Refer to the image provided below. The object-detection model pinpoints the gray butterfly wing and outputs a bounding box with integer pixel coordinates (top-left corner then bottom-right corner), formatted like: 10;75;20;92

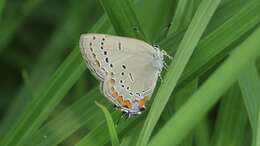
80;33;162;113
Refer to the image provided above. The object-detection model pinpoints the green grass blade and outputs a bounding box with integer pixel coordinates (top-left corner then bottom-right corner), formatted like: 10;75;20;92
205;0;246;34
18;1;259;144
211;85;248;146
0;0;5;23
95;102;120;146
31;29;179;146
257;110;260;146
148;26;260;146
194;119;210;146
135;0;176;41
0;14;111;145
168;0;189;34
136;0;221;145
238;62;260;146
2;1;259;146
76;115;139;146
178;0;260;89
0;0;42;52
0;0;101;134
1;48;86;146
20;87;106;146
99;0;147;41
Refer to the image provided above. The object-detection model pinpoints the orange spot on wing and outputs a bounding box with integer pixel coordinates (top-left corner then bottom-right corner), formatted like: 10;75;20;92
111;91;118;98
116;96;124;104
138;99;145;108
123;100;132;109
137;96;149;108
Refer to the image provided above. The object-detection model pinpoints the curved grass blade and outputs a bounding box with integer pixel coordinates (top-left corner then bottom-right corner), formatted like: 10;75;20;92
136;0;221;145
95;101;120;146
149;26;260;146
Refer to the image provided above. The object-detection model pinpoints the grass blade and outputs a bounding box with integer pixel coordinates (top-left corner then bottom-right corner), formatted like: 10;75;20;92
257;110;260;146
135;0;176;41
0;0;5;23
178;0;260;89
168;0;189;34
99;0;147;41
14;1;259;145
21;87;106;146
95;101;120;146
149;26;260;146
136;0;221;145
0;14;111;146
0;0;101;134
211;85;248;146
0;0;42;52
238;62;260;146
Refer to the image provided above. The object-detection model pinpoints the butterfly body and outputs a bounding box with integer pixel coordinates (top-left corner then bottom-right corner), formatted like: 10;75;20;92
80;33;167;116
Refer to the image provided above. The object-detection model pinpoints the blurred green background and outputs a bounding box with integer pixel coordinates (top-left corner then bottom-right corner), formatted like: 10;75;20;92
0;0;260;146
0;0;102;119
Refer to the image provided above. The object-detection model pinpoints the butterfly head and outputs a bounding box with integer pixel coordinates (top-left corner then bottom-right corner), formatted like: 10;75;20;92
152;45;169;74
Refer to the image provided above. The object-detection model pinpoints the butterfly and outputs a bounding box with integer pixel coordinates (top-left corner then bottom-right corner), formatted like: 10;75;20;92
80;33;168;116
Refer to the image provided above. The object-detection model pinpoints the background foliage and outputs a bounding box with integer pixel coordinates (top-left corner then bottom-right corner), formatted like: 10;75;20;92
0;0;260;146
